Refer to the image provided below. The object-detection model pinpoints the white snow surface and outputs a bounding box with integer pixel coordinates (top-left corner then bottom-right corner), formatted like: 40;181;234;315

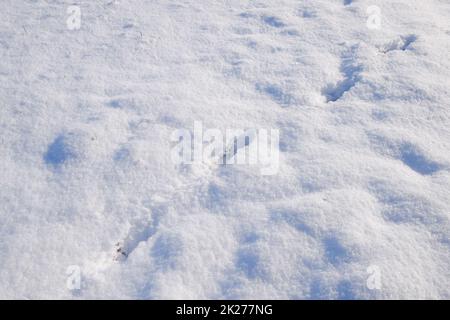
1;0;450;299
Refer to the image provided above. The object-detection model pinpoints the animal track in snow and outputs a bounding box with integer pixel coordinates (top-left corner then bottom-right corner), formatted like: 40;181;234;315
106;97;136;109
398;143;441;175
368;134;442;176
380;35;417;53
44;134;77;168
235;247;265;279
113;203;167;261
44;130;97;169
261;15;286;28
323;236;354;266
298;7;317;18
239;12;286;29
322;46;362;103
256;83;296;107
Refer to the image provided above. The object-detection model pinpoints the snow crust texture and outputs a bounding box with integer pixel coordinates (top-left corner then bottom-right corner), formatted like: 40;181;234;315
0;0;449;299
